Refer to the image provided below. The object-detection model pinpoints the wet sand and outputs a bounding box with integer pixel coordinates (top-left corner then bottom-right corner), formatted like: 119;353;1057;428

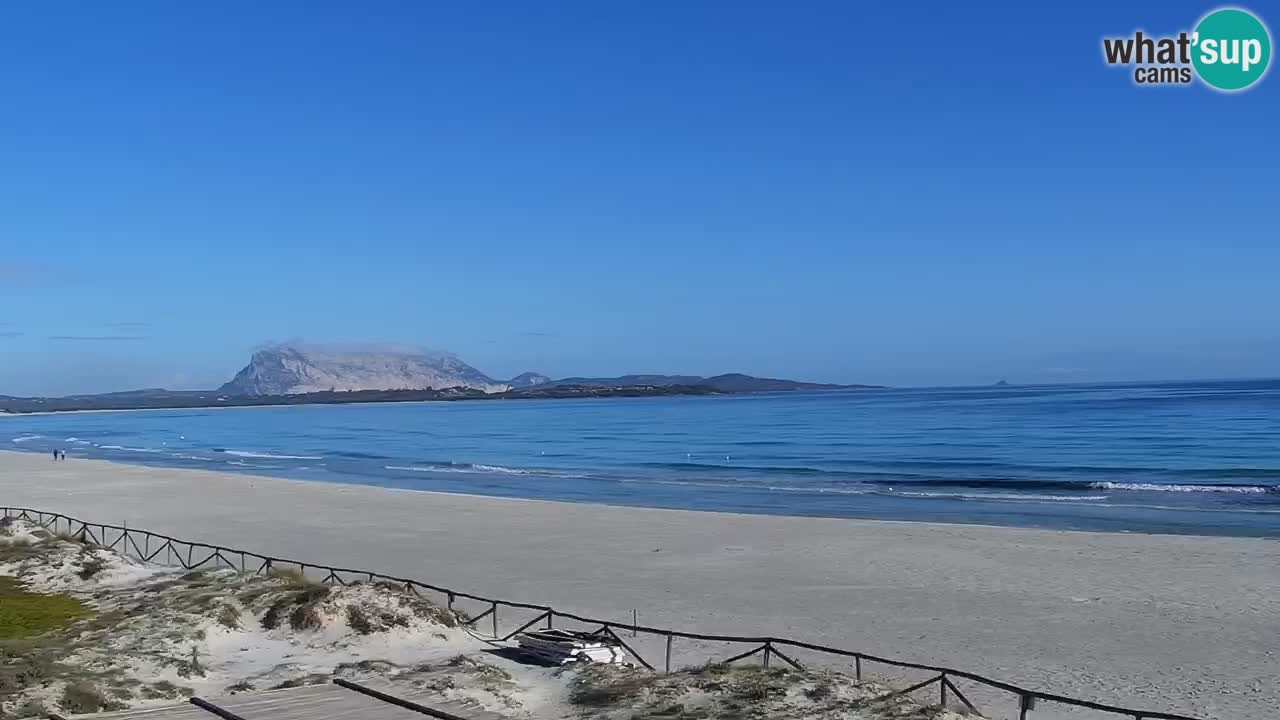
1;450;1276;719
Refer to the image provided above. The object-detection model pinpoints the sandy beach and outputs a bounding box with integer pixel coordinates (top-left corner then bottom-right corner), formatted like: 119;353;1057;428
1;450;1276;720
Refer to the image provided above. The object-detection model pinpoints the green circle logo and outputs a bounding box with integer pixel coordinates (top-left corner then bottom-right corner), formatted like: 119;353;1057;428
1192;8;1271;91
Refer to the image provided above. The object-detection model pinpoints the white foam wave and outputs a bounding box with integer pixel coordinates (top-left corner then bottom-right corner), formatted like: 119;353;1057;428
612;477;873;495
221;450;322;460
1090;482;1274;494
1090;501;1280;515
771;485;872;495
11;435;42;443
98;445;165;454
384;463;584;478
893;491;1110;502
619;478;1108;502
471;463;531;474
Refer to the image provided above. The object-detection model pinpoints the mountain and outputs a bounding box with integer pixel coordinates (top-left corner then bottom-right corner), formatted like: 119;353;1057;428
700;373;862;392
506;372;552;388
549;374;705;387
536;373;874;392
218;344;511;396
60;388;209;400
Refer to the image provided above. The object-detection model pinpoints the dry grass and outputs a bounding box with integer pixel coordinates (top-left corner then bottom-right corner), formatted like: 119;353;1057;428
259;585;330;630
216;603;241;629
60;681;125;714
565;662;963;720
8;696;49;719
76;551;108;580
0;641;63;697
270;673;331;690
346;602;410;634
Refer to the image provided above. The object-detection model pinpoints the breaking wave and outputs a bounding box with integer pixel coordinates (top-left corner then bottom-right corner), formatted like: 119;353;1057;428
215;449;323;460
98;445;166;454
1088;482;1277;494
891;491;1110;502
384;462;585;478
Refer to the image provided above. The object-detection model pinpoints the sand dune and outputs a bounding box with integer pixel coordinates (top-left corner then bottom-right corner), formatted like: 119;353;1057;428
1;450;1276;720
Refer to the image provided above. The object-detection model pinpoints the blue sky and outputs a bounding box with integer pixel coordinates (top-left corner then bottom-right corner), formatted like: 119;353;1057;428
1;1;1276;395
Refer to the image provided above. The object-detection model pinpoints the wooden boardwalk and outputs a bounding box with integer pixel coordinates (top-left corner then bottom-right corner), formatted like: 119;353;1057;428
81;682;512;720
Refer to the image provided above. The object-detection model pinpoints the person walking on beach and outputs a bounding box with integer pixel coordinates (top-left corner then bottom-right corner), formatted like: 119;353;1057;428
53;449;58;461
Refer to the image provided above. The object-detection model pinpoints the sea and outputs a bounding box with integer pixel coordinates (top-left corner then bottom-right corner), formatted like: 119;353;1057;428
5;380;1279;537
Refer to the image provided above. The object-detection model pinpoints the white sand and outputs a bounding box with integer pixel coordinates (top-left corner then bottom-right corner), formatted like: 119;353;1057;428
1;450;1276;720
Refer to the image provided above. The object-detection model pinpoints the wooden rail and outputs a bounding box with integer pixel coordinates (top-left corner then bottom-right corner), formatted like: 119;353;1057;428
333;679;475;720
189;697;250;720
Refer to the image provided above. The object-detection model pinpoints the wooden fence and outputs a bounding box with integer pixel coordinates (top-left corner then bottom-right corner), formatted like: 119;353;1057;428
2;506;1207;720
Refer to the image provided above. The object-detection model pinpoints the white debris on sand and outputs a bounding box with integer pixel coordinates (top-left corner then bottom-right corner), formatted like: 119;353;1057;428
1;518;982;719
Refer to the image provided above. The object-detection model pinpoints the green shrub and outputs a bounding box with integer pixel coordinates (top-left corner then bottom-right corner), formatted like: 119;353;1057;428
0;577;89;639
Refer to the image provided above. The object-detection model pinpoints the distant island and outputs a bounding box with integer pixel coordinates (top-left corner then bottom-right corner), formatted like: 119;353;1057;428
0;344;881;414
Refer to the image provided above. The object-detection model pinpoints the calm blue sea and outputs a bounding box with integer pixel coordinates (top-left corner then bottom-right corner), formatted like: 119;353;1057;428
6;380;1280;537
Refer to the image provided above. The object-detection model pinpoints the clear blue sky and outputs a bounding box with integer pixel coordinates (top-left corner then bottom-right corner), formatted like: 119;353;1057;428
1;1;1276;395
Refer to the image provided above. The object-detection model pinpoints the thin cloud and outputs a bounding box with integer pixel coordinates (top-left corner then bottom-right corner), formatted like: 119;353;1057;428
0;262;61;287
0;331;22;339
0;262;86;288
253;340;455;357
520;331;559;338
49;335;150;342
105;321;151;329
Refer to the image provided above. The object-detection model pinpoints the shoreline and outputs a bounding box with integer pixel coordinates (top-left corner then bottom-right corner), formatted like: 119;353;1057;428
6;381;1276;541
0;448;1254;542
1;450;1276;719
4;444;1276;540
0;452;1210;543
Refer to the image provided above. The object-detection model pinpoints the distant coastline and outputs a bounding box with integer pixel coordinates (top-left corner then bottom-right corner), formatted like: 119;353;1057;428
0;384;722;415
0;382;884;415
